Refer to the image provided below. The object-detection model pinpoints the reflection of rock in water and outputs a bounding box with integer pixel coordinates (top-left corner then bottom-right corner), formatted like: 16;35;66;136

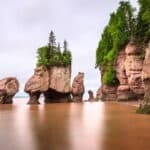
71;72;85;102
0;77;19;104
25;65;71;104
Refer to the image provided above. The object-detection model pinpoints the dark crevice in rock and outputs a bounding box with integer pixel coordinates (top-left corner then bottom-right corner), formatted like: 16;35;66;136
44;89;71;103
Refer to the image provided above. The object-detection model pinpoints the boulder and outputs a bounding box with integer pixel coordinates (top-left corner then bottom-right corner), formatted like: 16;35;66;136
0;77;19;104
71;72;84;102
88;90;95;101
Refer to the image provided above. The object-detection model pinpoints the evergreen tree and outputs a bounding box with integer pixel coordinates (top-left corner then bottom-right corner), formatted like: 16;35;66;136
63;40;68;52
57;43;61;52
136;0;150;44
49;31;56;48
36;46;50;67
36;31;72;67
96;1;135;85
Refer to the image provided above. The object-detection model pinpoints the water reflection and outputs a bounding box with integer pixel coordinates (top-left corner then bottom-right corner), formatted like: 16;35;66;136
69;102;104;150
0;99;150;150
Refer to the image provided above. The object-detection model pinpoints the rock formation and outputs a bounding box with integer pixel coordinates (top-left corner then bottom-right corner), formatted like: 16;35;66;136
71;72;84;102
25;65;71;104
0;77;19;104
137;43;150;114
88;90;95;101
97;42;145;101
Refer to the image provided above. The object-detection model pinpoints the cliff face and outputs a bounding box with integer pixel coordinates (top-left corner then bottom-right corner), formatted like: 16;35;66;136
25;65;71;104
137;43;150;113
97;42;145;101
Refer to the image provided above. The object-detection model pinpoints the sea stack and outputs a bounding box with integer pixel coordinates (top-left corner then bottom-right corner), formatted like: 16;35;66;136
88;90;95;101
0;77;19;104
71;72;85;102
25;31;72;104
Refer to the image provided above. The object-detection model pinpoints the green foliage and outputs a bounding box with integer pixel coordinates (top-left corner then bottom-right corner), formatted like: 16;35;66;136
37;46;50;67
62;50;72;66
137;104;150;114
36;31;72;67
102;67;118;85
96;1;135;85
136;0;150;44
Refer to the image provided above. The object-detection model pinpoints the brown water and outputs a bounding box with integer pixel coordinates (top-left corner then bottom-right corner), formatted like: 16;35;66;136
0;99;150;150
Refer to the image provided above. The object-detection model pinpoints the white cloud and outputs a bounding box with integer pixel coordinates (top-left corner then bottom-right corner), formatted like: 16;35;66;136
0;0;138;99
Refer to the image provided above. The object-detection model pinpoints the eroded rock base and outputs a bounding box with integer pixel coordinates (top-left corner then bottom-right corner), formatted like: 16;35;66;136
27;92;41;104
0;95;13;104
72;95;83;102
44;89;71;103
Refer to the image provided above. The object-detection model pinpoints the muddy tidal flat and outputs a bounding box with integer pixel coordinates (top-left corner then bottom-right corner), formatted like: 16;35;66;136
0;99;150;150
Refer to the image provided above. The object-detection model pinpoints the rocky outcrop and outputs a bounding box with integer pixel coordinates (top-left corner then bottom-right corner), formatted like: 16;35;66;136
88;90;95;101
116;43;144;101
25;65;71;104
97;42;145;101
0;77;19;104
100;85;117;101
71;72;84;102
137;43;150;114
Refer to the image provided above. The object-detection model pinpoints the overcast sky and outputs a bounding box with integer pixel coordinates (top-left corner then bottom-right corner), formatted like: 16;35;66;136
0;0;138;98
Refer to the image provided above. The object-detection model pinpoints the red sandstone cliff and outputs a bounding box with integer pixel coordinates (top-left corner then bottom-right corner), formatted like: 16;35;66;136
96;42;145;101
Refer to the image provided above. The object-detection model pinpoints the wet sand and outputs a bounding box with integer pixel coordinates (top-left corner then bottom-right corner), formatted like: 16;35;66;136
0;99;150;150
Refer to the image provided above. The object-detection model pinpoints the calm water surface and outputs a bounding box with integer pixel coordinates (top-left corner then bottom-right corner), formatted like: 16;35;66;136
0;98;150;150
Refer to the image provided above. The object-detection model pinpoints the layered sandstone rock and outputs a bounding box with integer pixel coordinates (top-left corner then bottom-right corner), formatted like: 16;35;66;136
44;66;71;103
97;42;145;101
137;43;150;114
101;85;117;101
25;65;71;104
0;77;19;104
71;72;84;102
124;43;144;99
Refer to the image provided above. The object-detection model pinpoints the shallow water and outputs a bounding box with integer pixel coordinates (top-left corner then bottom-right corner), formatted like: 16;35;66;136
0;99;150;150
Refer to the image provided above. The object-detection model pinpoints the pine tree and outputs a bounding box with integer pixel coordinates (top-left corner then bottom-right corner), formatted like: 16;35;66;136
63;40;68;52
136;0;150;44
57;43;61;52
49;31;56;48
96;1;135;85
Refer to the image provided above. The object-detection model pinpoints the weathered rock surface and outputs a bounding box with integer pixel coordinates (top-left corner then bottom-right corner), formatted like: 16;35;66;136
0;77;19;104
25;65;71;104
49;66;71;93
25;66;49;93
88;90;95;101
71;72;84;102
97;42;145;101
101;85;117;101
137;43;150;114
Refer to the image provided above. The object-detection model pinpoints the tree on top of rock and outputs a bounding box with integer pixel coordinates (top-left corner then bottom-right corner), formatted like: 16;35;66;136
96;1;135;85
37;31;72;67
49;31;56;48
136;0;150;45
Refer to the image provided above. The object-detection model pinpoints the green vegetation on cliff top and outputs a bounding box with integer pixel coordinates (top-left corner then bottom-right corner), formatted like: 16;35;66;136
96;0;150;86
37;31;72;67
